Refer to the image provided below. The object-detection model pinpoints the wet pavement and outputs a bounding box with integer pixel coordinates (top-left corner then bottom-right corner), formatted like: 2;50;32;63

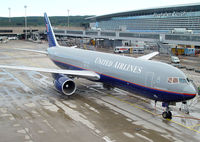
0;40;200;142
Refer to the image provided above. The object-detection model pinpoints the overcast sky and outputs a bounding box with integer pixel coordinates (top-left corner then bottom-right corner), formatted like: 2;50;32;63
1;0;200;17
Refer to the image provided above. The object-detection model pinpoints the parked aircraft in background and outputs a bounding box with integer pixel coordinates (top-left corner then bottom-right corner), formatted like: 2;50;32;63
0;13;197;119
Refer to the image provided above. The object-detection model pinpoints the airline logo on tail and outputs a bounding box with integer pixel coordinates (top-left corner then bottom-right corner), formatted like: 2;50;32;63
44;13;59;48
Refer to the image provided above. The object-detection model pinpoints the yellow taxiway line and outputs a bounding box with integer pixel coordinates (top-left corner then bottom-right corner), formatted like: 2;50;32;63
108;94;160;116
169;120;200;134
188;123;200;129
108;94;200;134
80;82;200;134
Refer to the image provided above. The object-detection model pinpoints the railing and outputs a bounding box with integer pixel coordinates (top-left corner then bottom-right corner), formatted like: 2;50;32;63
165;34;200;42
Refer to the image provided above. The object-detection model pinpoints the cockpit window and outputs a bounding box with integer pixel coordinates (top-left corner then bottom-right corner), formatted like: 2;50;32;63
173;78;178;83
168;77;188;84
168;77;173;83
179;78;187;84
168;77;179;83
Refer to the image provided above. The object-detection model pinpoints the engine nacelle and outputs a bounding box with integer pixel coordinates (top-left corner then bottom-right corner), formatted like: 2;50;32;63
53;74;76;96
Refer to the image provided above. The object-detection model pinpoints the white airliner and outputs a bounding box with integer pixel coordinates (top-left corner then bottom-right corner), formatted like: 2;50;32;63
0;13;197;119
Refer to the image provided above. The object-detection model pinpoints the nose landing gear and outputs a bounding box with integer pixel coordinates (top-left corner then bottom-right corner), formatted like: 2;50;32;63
162;108;172;119
162;103;172;119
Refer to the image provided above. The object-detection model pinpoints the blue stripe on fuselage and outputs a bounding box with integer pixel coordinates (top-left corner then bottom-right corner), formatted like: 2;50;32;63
52;59;195;102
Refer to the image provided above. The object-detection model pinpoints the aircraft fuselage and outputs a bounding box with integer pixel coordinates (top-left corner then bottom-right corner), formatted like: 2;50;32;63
48;47;196;102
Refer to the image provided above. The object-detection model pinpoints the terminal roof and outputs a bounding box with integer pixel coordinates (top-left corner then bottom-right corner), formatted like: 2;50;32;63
86;3;200;21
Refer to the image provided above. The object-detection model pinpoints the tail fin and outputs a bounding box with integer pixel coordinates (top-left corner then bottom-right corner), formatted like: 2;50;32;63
44;13;59;47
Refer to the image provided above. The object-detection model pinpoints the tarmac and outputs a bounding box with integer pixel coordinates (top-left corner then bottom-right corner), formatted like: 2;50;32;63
0;40;200;142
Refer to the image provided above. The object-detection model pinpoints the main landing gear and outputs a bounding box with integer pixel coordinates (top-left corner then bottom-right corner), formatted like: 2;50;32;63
162;103;172;119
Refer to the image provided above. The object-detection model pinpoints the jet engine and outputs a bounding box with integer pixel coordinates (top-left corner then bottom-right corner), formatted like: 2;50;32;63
53;74;76;96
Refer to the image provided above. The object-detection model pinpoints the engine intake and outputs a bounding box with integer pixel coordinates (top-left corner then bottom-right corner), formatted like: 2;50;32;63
53;74;76;96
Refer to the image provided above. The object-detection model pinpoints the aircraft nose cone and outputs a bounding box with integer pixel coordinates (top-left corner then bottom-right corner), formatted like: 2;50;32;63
191;84;198;95
183;84;197;95
182;84;197;101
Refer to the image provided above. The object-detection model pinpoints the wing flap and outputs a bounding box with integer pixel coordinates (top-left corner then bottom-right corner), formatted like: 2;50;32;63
0;65;100;80
137;52;159;60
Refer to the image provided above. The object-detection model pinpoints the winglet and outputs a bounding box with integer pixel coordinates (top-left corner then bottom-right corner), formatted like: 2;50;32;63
44;12;59;47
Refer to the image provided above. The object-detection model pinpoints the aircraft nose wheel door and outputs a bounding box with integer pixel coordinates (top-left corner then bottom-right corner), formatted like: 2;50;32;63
145;72;154;88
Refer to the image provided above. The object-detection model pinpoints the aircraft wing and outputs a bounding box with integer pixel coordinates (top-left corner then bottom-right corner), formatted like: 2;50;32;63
70;46;77;48
13;48;48;55
0;65;100;80
137;52;159;60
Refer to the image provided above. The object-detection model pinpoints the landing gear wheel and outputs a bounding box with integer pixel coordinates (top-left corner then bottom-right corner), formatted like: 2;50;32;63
162;112;168;119
167;111;172;119
162;111;172;119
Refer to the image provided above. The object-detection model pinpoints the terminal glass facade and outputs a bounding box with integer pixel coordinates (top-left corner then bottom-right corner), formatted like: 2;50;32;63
95;8;200;33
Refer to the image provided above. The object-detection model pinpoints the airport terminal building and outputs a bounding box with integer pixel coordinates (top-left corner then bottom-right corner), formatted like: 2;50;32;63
88;3;200;33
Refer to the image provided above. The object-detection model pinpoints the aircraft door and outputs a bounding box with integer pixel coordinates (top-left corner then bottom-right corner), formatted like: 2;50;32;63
145;72;154;87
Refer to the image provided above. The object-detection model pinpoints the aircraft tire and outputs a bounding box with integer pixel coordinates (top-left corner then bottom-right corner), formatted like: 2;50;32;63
167;111;172;119
162;111;172;119
162;112;168;119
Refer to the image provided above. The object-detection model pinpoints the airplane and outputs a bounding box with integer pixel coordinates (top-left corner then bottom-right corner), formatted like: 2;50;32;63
0;13;197;119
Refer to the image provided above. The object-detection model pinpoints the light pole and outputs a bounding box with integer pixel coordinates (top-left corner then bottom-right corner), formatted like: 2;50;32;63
8;7;11;22
24;5;27;40
67;9;70;28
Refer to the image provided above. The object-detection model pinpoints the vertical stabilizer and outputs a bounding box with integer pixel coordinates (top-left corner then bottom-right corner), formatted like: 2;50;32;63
44;13;59;47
